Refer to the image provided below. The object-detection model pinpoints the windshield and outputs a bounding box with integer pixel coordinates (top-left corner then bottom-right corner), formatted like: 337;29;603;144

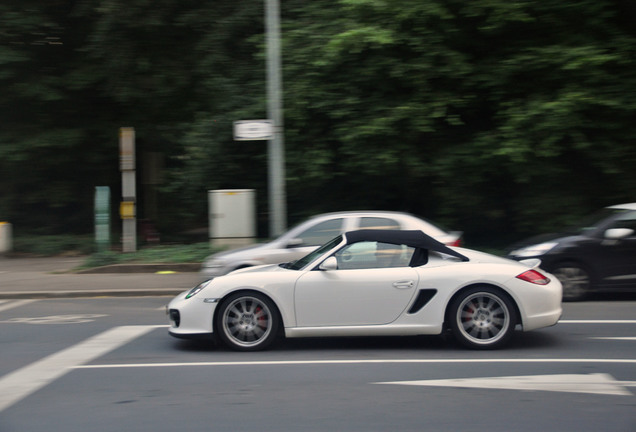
284;235;343;270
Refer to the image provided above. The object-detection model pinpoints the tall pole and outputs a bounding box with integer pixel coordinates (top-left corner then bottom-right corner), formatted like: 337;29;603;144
265;0;287;237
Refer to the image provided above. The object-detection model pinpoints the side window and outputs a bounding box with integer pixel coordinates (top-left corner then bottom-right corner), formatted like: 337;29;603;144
335;241;415;269
359;217;400;230
296;218;344;247
610;214;636;234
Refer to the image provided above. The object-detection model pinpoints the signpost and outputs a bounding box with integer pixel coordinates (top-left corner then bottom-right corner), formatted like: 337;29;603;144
233;120;274;141
119;127;137;252
231;1;287;238
265;0;287;237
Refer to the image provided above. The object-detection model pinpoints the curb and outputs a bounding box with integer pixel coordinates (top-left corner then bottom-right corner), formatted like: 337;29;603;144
77;263;201;274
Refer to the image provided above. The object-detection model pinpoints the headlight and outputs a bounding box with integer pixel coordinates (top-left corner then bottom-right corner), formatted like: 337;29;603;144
185;280;212;299
510;242;557;258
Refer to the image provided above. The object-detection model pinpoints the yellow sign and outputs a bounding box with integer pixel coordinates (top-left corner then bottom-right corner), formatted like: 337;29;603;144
120;201;136;219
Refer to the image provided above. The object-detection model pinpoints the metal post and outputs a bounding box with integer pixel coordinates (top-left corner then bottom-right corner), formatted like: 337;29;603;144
265;0;287;237
120;127;137;252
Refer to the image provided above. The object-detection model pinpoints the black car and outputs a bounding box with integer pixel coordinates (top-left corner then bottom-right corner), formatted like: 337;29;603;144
507;203;636;301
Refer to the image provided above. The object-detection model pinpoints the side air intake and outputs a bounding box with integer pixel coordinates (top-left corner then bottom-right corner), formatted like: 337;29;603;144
407;289;437;314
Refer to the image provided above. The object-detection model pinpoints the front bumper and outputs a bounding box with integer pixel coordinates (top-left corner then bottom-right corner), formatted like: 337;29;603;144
167;290;218;339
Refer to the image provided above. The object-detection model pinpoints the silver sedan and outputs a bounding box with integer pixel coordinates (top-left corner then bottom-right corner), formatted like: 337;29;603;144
200;211;462;280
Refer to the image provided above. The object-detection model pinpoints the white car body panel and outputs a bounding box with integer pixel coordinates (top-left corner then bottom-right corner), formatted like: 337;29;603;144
294;267;420;327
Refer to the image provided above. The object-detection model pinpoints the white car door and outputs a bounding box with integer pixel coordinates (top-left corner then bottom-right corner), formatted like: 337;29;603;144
294;241;419;327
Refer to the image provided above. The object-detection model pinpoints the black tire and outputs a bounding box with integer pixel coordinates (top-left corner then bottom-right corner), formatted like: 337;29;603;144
215;291;281;351
550;262;591;302
448;286;517;350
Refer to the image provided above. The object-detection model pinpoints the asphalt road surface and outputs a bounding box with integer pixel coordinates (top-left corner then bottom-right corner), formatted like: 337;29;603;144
1;297;635;432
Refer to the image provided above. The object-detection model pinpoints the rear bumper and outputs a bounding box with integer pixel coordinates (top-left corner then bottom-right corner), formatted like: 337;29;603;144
522;308;562;331
507;271;563;331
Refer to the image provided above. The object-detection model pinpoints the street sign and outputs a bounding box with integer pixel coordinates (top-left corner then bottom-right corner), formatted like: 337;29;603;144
120;201;136;219
233;120;274;141
119;127;135;170
94;186;110;252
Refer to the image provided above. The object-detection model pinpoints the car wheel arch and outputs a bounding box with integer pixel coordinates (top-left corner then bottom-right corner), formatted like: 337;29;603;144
548;259;595;281
547;259;595;301
444;284;521;329
212;288;285;334
443;284;522;349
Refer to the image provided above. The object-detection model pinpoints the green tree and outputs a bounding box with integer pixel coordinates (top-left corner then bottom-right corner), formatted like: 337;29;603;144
1;0;635;248
282;0;636;243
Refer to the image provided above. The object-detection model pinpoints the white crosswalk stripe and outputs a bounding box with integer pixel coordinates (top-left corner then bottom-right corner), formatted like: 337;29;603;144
0;325;158;412
0;300;36;313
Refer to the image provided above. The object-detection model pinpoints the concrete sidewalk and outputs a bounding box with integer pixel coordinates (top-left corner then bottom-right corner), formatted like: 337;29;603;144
0;256;202;299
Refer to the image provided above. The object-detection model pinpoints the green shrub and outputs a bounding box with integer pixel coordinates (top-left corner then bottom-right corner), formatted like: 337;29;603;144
78;242;223;269
12;235;95;256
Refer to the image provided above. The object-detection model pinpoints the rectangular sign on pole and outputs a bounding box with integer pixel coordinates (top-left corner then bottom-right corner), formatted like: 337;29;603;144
119;127;135;170
94;186;110;252
233;120;274;141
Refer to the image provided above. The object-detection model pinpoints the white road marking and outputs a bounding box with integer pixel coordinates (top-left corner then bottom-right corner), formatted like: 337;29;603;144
560;320;636;324
0;300;36;313
374;374;635;396
592;337;636;341
74;358;636;369
1;314;108;324
0;325;158;413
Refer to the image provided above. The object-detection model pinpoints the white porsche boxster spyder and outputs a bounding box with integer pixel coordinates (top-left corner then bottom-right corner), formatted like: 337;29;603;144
167;230;562;350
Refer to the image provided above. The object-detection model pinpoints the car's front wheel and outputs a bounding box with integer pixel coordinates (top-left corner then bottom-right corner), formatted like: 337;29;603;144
551;262;591;301
215;292;280;351
448;286;517;349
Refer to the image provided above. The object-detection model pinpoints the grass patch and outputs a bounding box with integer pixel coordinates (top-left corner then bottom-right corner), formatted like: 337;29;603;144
79;242;223;269
10;234;223;269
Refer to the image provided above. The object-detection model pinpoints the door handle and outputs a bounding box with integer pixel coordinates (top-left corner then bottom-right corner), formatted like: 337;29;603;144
392;281;414;289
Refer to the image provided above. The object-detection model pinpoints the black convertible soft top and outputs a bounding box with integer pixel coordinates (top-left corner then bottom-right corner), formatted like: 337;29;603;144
344;229;469;262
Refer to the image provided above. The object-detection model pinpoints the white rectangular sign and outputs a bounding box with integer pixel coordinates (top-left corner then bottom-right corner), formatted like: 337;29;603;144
119;127;135;170
234;120;274;141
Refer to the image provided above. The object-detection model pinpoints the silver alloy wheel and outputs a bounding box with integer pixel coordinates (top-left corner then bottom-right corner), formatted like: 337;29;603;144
455;292;510;346
552;265;590;301
221;296;273;348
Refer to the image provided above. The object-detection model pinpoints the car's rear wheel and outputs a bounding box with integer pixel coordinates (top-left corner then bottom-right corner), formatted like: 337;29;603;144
449;286;517;349
216;292;280;351
551;262;591;301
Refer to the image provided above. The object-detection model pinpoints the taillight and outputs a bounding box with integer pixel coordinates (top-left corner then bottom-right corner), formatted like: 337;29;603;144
447;238;462;247
516;269;550;285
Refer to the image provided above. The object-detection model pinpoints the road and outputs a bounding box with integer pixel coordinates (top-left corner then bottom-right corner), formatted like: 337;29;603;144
0;297;635;432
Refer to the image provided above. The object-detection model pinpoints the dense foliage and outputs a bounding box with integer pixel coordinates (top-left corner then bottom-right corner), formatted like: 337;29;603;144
1;0;635;247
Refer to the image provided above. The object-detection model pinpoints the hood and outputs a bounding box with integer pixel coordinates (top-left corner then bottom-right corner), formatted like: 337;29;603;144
227;263;283;276
208;242;271;261
205;263;294;290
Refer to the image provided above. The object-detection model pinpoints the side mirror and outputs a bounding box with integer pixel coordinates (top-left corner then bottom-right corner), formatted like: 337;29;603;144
605;228;634;240
319;256;338;271
286;238;303;248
